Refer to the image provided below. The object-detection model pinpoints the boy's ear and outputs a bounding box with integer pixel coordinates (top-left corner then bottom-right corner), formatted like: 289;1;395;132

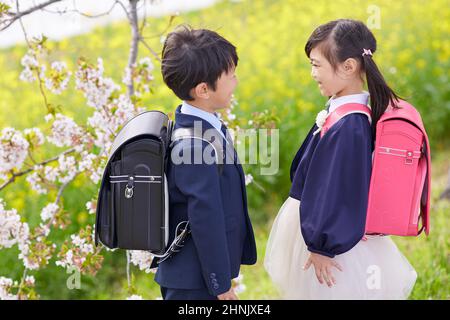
192;82;210;100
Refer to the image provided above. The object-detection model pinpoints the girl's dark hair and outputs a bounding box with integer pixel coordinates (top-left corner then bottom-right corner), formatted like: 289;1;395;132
161;25;238;101
305;19;400;134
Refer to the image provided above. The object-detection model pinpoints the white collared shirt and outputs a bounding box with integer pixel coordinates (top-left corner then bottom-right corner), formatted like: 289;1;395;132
180;101;226;140
327;92;370;113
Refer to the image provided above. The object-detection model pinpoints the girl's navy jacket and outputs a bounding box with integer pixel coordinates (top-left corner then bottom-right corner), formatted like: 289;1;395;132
289;113;373;258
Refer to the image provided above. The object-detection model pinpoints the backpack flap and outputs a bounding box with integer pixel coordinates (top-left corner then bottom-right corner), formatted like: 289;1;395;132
366;118;424;236
95;111;171;250
112;139;165;252
366;100;431;236
377;100;431;235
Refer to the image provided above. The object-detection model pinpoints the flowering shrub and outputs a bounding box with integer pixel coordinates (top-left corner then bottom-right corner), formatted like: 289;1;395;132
0;36;148;299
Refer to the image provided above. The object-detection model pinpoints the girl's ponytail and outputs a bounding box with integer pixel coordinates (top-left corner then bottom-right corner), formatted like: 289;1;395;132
362;52;400;135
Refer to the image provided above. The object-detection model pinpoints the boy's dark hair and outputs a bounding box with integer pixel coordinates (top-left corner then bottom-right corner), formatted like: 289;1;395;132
161;25;238;101
305;19;400;136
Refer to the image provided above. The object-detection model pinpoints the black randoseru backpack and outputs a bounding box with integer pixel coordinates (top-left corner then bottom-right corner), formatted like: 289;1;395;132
94;110;224;261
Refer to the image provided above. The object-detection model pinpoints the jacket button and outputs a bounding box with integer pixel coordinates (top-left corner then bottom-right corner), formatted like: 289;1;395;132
210;273;216;279
213;284;219;290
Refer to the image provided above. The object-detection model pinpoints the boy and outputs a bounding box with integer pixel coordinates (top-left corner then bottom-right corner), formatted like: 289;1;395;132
151;25;257;300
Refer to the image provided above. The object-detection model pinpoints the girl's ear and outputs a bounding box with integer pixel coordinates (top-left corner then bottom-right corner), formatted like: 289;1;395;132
342;58;359;76
193;82;210;100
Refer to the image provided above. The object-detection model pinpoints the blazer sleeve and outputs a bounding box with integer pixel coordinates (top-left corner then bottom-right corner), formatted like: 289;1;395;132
290;124;317;182
299;114;372;258
172;139;231;296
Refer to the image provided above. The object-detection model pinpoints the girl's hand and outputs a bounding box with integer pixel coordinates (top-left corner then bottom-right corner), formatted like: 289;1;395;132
303;252;343;287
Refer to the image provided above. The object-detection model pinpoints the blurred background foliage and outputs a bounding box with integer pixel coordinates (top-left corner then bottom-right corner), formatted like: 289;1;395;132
0;0;448;299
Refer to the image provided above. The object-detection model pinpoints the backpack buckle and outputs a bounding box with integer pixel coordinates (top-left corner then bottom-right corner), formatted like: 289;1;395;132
125;176;134;198
405;151;414;165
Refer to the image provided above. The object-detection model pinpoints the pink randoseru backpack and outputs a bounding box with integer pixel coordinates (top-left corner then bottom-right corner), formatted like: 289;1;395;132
320;100;431;237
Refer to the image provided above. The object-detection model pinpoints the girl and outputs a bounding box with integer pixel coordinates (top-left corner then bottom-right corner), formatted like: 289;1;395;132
264;19;417;299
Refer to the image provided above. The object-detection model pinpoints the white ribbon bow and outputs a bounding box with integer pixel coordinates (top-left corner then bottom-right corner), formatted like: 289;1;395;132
313;109;330;136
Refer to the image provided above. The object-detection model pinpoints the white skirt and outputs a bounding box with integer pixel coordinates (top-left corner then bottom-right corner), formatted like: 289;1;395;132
264;197;417;300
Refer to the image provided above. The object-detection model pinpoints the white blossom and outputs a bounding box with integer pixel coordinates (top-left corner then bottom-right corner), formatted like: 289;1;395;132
87;94;137;149
26;170;48;194
55;230;95;271
78;152;104;184
126;294;143;300
45;61;71;94
40;203;59;222
128;250;155;273
70;234;94;255
44;165;59;182
75;57;120;109
0;277;18;300
122;57;154;96
57;154;77;184
24;128;45;146
44;114;53;122
19;53;40;83
0;199;29;250
26;164;59;193
37;223;50;238
86;200;96;215
21;54;39;68
0;200;33;270
0;128;30;172
19;68;35;83
88;164;104;184
18;242;39;270
122;67;133;86
24;275;35;286
28;179;47;194
55;249;73;268
47;114;85;148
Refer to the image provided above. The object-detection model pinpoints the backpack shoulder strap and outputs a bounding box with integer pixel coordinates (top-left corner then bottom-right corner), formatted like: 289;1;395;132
320;103;372;138
170;127;224;174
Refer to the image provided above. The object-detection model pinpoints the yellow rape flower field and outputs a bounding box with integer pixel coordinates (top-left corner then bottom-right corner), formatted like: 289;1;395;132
0;0;448;299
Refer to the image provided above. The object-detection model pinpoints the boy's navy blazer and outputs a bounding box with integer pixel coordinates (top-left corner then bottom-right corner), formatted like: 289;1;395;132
153;106;257;296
